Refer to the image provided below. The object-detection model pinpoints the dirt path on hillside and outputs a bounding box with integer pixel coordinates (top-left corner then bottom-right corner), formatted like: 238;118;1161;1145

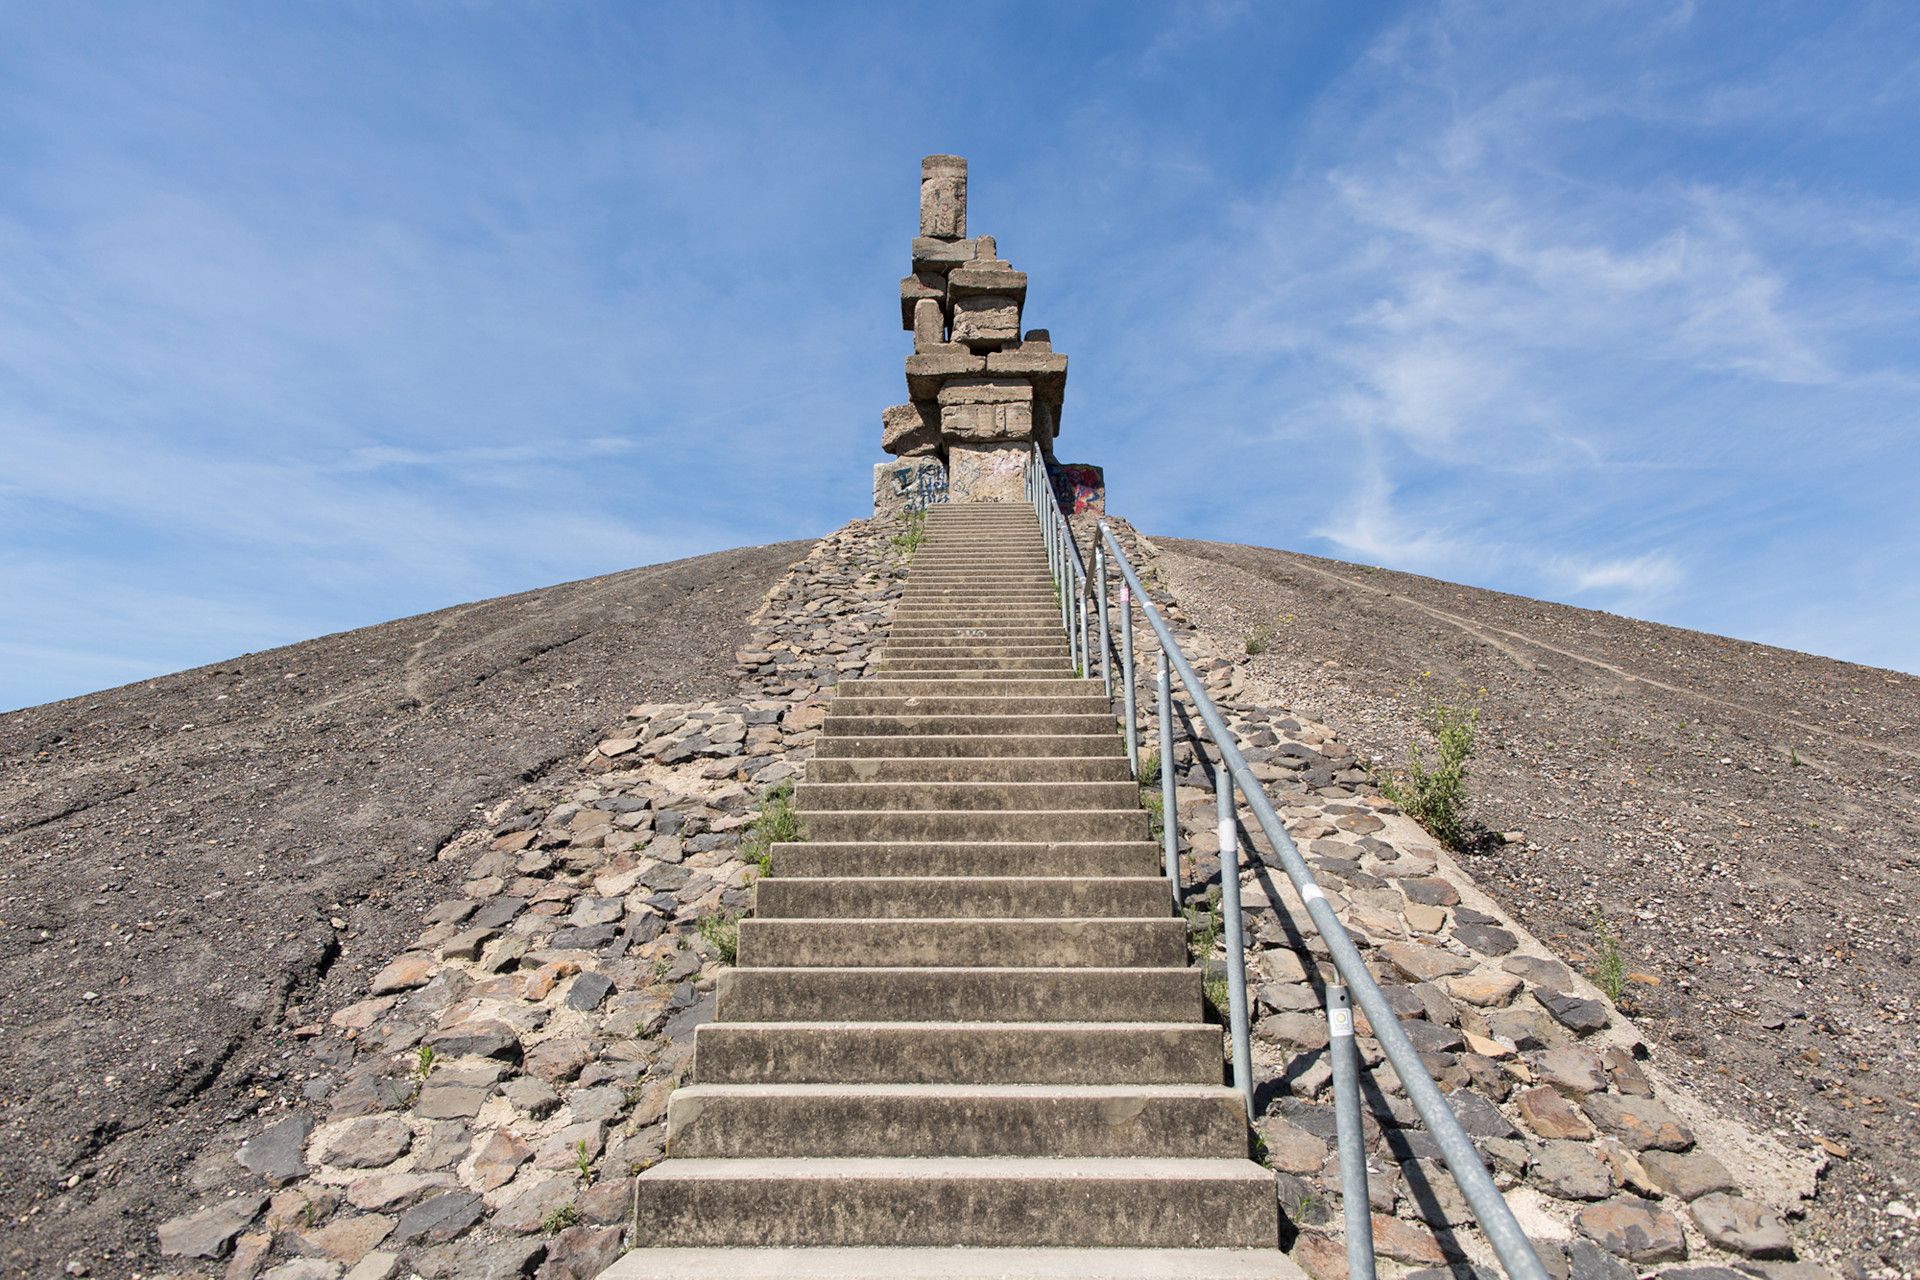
0;540;810;1277
1157;537;1920;1277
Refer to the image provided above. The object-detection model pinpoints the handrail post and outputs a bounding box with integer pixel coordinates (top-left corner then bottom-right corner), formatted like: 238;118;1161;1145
1216;763;1253;1115
1157;649;1179;908
1095;542;1111;696
1329;981;1377;1280
1118;579;1138;777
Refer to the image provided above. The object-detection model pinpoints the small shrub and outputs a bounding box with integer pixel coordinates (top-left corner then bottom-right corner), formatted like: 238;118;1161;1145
741;781;800;876
1184;888;1223;963
413;1043;435;1081
574;1138;595;1182
1590;914;1626;1003
698;911;740;965
540;1203;582;1234
1244;624;1274;656
890;510;926;558
1376;676;1480;850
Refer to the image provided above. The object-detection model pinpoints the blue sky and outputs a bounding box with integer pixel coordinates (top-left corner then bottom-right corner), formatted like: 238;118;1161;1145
3;2;1917;710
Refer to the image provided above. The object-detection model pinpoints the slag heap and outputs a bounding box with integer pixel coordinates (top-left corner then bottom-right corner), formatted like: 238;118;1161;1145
877;155;1075;508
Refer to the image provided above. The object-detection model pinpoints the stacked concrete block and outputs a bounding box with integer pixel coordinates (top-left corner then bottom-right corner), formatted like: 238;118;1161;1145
878;155;1077;508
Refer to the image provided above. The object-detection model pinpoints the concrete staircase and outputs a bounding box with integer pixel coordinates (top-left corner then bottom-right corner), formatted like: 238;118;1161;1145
612;503;1297;1279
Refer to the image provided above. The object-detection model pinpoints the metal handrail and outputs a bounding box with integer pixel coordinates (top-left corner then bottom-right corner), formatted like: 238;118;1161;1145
1025;446;1090;680
1093;520;1551;1280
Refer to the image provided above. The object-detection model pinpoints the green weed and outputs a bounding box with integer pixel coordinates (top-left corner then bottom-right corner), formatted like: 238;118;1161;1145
1590;914;1627;1003
1244;624;1274;656
698;911;740;965
741;781;800;876
890;511;926;558
540;1203;582;1234
1376;675;1481;851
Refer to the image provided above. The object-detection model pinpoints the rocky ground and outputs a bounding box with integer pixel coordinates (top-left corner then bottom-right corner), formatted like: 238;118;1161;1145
1153;537;1919;1279
0;541;810;1278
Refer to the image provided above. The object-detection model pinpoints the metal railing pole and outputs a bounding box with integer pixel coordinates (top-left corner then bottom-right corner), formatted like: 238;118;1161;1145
1329;981;1377;1280
1097;525;1549;1280
1216;763;1253;1116
1157;649;1179;909
1095;544;1111;697
1118;579;1138;777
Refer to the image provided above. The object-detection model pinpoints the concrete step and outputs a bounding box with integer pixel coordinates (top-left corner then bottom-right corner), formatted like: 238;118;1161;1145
755;875;1170;919
841;678;1101;696
631;1157;1278;1247
824;696;1111;716
717;966;1199;1022
820;714;1118;739
882;631;1068;643
875;657;1075;670
691;1020;1225;1086
806;756;1130;782
772;841;1159;878
796;809;1148;843
869;666;1082;679
665;1083;1248;1159
602;1246;1304;1280
795;781;1139;811
735;917;1187;968
814;734;1121;759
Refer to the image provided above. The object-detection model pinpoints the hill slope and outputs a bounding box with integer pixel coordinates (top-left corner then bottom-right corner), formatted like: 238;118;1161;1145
0;539;809;1274
1157;537;1919;1269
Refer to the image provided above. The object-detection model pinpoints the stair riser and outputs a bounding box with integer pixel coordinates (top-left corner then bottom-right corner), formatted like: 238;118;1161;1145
827;698;1112;717
794;782;1139;811
814;736;1123;759
755;877;1171;919
631;1168;1276;1248
874;659;1075;671
806;757;1131;782
736;918;1187;968
666;1091;1247;1159
691;1023;1226;1086
717;968;1200;1022
820;716;1118;738
772;843;1160;878
797;811;1148;842
840;680;1102;696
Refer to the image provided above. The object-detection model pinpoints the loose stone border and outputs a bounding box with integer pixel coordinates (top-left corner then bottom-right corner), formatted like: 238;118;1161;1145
152;520;907;1280
1085;514;1832;1280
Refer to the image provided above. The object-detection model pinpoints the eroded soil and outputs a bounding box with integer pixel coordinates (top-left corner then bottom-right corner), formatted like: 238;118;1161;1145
1157;537;1920;1278
0;540;809;1277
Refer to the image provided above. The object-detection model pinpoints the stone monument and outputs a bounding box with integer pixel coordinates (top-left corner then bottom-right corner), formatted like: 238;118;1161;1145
874;155;1102;514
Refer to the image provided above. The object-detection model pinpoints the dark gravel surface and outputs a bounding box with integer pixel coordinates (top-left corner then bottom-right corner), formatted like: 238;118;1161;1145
0;539;809;1277
1158;536;1920;1278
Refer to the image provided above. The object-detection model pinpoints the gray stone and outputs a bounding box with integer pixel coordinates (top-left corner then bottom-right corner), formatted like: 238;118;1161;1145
238;1113;312;1187
157;1193;268;1258
1538;989;1610;1034
1453;922;1518;955
1575;1196;1688;1262
262;1261;344;1280
1690;1192;1793;1259
566;971;614;1011
1382;942;1476;982
881;402;940;456
1530;1045;1608;1095
1504;955;1576;987
390;1191;484;1246
1565;1239;1634;1280
1640;1149;1738;1200
1584;1093;1695;1152
538;1223;625;1279
1447;1089;1520;1140
425;1019;520;1062
317;1116;412;1169
414;1082;491;1120
1398;877;1461;907
950;295;1021;349
1531;1141;1614;1200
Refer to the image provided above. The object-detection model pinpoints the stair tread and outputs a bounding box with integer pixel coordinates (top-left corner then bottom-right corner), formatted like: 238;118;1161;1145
602;1247;1303;1280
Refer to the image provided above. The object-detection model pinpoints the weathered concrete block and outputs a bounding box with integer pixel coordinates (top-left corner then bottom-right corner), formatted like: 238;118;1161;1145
919;154;967;239
1051;462;1104;515
911;298;946;353
911;236;989;275
938;378;1034;443
904;346;986;400
881;402;941;457
986;341;1068;402
947;444;1030;503
899;272;944;330
874;458;949;518
948;262;1027;305
951;295;1021;349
